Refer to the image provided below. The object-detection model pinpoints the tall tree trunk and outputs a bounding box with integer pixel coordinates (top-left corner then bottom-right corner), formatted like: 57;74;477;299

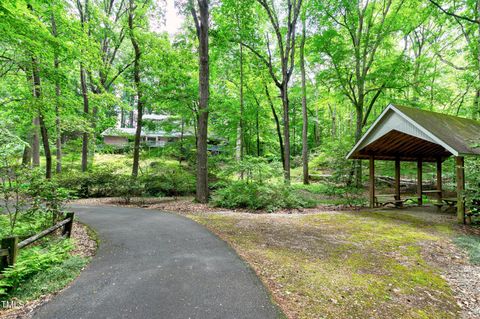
120;108;126;127
256;107;260;157
32;117;40;167
354;104;364;187
32;58;52;179
266;85;284;167
475;89;480;120
55;97;62;173
22;145;32;166
39;115;52;179
235;43;245;163
292;101;296;158
129;0;144;178
52;13;62;174
191;0;210;203
300;18;309;185
78;0;90;172
281;87;291;183
330;104;336;137
80;65;89;172
476;1;480;119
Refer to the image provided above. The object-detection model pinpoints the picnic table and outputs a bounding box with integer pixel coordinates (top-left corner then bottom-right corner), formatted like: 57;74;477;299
422;190;442;198
432;197;458;212
374;194;418;208
442;197;458;207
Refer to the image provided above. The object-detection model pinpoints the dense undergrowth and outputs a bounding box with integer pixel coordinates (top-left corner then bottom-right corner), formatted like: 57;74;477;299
0;165;88;303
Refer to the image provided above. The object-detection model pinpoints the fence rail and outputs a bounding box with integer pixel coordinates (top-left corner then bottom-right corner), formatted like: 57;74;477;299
0;212;75;276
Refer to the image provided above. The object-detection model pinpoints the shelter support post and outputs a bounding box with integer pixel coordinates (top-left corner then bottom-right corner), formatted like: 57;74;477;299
456;156;467;224
369;155;375;208
417;159;423;206
395;157;401;202
436;158;442;203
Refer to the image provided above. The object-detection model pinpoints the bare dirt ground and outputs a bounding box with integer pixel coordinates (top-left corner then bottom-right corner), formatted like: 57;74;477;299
0;222;97;319
73;197;480;319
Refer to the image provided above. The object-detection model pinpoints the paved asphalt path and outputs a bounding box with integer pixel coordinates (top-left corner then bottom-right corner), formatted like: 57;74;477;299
32;205;281;319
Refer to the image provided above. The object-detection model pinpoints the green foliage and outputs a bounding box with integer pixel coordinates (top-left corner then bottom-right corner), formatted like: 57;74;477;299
25;172;71;220
0;122;26;166
7;255;89;302
0;213;53;239
0;239;74;297
56;164;196;200
115;176;144;204
291;183;367;207
465;158;480;221
220;156;283;184
309;138;355;186
212;181;316;212
454;236;480;265
55;168;118;198
0;167;70;235
141;167;196;197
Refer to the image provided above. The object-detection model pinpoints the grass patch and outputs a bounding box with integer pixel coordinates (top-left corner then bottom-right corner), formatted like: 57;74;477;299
454;235;480;265
190;210;460;318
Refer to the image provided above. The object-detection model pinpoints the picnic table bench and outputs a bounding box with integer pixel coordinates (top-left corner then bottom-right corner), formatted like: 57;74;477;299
432;197;458;212
374;194;418;208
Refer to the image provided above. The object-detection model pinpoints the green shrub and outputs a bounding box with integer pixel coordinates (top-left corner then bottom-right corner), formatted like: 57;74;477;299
115;176;144;204
212;181;316;212
220;156;282;184
56;169;118;198
57;165;196;200
141;167;195;197
309;138;355;185
1;168;71;235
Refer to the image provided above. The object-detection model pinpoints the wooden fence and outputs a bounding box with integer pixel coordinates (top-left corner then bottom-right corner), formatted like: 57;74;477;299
0;212;75;277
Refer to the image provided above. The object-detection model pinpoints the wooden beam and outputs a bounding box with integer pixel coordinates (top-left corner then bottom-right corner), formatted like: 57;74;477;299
369;155;375;208
436;158;443;203
395;157;401;201
456;156;466;224
417;158;423;206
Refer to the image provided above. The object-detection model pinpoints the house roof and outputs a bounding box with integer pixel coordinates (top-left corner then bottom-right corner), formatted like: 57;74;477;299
347;104;480;162
143;114;170;121
101;127;188;138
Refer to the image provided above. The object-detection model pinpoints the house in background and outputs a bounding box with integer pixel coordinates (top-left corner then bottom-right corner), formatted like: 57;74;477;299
101;113;189;148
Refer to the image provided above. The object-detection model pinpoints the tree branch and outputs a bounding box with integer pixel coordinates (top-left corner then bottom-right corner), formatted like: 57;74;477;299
428;0;479;24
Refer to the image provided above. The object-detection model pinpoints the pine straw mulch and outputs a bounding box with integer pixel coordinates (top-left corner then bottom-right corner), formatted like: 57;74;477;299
71;196;360;215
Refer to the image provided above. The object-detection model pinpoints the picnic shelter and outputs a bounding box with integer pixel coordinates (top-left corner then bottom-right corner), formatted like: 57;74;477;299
347;104;480;223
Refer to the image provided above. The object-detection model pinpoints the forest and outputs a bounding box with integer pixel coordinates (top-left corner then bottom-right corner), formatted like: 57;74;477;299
1;0;480;200
2;0;480;318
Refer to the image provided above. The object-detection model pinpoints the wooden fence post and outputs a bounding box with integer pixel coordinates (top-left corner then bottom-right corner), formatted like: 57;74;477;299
62;212;75;238
0;236;18;271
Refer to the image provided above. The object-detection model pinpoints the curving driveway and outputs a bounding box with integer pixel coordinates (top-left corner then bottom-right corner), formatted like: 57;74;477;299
32;206;281;319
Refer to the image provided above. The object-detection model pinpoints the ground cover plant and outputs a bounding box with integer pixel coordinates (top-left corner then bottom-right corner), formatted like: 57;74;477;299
0;139;93;305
